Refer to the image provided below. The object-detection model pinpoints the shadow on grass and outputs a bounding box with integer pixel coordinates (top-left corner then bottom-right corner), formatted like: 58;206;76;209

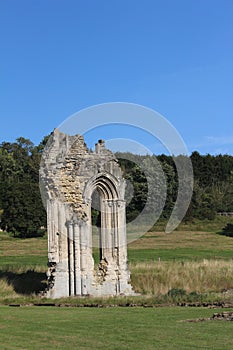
217;223;233;238
0;270;47;295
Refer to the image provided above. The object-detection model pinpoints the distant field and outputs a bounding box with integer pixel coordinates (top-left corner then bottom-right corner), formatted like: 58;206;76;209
128;229;233;261
0;217;233;301
0;234;47;268
0;306;232;350
1;217;233;267
153;216;233;233
1;230;233;270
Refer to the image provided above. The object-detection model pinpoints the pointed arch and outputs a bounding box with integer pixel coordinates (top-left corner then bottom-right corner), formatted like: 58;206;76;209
83;172;120;202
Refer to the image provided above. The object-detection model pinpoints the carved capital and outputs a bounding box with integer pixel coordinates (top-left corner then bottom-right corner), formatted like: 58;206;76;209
116;200;125;208
66;220;74;227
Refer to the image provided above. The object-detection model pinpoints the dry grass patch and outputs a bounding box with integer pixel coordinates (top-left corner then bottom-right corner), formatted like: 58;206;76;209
0;278;19;298
130;259;233;295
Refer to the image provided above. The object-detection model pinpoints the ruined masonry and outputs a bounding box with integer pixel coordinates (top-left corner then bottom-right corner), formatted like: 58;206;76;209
40;129;134;298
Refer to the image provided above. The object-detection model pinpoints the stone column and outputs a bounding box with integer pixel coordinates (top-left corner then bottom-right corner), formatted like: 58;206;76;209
47;200;56;262
106;200;113;251
108;199;119;293
80;220;88;295
117;200;127;248
113;200;118;249
73;220;81;295
116;200;128;293
47;199;52;260
58;202;68;261
67;221;74;296
101;200;113;261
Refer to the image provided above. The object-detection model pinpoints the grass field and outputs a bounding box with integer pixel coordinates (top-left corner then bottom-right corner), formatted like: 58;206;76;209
0;306;233;350
128;228;233;261
1;217;233;267
0;218;233;349
0;217;233;300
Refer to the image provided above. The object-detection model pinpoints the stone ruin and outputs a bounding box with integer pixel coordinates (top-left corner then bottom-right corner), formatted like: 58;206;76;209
39;129;134;298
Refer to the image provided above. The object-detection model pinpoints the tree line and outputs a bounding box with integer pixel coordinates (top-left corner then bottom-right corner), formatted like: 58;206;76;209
0;136;232;237
116;151;233;223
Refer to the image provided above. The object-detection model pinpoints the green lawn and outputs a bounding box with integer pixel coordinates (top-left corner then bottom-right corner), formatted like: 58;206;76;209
0;246;232;269
0;222;233;349
0;306;233;350
128;247;233;262
128;228;233;262
0;255;47;268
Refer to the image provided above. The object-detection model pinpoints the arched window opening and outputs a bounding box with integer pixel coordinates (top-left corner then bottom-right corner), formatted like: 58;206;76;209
91;189;102;267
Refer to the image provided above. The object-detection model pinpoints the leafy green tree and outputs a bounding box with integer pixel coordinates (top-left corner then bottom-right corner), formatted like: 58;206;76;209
0;138;46;237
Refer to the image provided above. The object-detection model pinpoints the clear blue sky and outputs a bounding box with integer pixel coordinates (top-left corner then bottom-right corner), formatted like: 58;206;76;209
1;0;233;155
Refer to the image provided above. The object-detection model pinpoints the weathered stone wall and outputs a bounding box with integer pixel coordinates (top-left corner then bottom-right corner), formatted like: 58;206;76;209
40;129;134;298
